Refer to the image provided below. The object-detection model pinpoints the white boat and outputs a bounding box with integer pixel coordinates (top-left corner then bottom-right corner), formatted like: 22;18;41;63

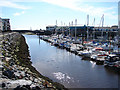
90;51;108;64
104;54;119;67
78;50;92;58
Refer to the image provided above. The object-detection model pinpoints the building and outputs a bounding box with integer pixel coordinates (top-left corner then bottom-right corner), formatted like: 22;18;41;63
2;19;11;31
46;25;94;37
118;1;120;38
118;1;120;47
0;17;3;31
46;25;57;31
69;25;94;37
118;1;120;29
0;17;11;31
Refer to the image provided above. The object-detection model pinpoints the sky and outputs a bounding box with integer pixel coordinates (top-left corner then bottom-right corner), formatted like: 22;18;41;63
0;0;119;30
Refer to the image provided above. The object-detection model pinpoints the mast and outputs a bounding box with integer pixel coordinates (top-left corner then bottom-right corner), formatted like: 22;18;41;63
92;18;95;26
92;18;95;40
87;15;89;41
99;14;104;39
69;22;70;36
61;21;63;37
30;27;32;31
56;20;57;26
71;21;73;26
75;19;77;42
55;20;57;35
102;14;104;38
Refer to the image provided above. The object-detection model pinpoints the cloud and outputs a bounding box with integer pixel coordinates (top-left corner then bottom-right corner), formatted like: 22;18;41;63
13;11;25;16
0;0;30;9
5;0;120;2
37;0;117;20
0;0;117;19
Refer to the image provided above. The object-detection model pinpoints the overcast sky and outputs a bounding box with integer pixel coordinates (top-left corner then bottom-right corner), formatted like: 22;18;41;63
0;0;119;30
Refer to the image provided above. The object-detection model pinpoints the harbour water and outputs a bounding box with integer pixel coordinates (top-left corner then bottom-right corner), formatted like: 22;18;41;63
24;35;119;88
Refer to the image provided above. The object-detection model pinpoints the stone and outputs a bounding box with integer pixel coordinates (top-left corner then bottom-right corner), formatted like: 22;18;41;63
6;57;11;62
0;65;3;71
35;86;40;90
20;71;25;77
30;84;36;88
3;69;15;79
23;85;31;90
29;76;34;81
2;83;6;88
14;72;20;77
34;78;38;83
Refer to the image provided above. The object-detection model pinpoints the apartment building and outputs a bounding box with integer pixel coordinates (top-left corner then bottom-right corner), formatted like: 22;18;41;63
0;17;11;31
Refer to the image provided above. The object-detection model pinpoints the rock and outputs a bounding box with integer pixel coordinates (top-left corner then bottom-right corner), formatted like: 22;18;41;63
20;71;25;77
29;76;34;81
39;85;44;88
0;65;3;71
6;79;32;88
25;77;29;80
9;61;15;66
31;86;41;90
3;69;15;79
5;57;11;62
34;78;38;83
23;85;31;90
2;83;6;88
14;85;27;90
35;86;41;90
21;67;25;70
14;72;20;77
30;84;36;88
0;33;65;89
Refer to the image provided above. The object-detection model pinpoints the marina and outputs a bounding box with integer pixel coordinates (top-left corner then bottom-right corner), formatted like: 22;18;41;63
0;1;120;89
24;34;119;88
40;34;120;69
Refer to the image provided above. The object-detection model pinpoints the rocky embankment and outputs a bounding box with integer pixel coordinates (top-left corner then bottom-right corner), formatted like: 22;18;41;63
0;32;66;90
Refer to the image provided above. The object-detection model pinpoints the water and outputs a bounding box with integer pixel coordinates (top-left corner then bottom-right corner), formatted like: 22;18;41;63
24;35;119;88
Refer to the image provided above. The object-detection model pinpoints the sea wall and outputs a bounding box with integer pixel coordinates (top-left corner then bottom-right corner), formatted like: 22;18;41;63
0;32;66;89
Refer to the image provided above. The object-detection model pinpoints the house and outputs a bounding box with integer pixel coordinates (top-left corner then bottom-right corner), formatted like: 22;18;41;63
0;17;11;32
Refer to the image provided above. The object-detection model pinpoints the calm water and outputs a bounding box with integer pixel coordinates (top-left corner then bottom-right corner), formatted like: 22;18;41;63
24;35;119;88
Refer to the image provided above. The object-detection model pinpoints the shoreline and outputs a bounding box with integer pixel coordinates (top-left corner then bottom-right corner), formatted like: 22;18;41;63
0;32;66;89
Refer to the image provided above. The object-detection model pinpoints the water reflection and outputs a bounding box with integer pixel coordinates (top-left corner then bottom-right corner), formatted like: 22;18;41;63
24;35;119;88
53;72;74;84
90;61;96;68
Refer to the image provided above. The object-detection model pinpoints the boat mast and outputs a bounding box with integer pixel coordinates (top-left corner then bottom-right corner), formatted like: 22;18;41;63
99;14;104;39
55;20;58;36
61;21;63;37
30;27;32;31
75;19;77;43
87;15;89;41
102;14;104;39
92;18;95;40
69;22;70;36
71;21;73;26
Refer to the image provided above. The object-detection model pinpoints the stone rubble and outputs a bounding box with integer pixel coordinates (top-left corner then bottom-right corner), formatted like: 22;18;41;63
0;32;66;90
